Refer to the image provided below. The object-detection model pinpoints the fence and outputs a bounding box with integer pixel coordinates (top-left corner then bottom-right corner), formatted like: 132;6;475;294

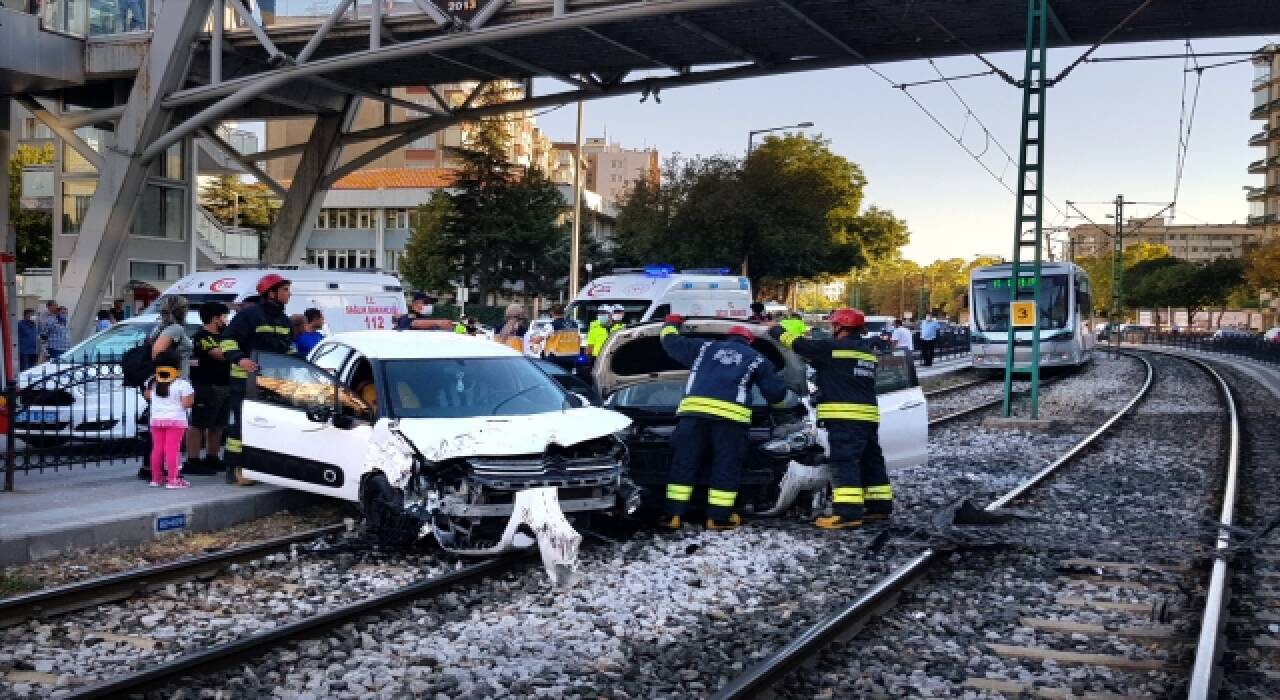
1138;331;1280;366
6;355;147;478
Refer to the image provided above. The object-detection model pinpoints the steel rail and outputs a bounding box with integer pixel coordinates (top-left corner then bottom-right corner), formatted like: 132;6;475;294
713;353;1155;699
0;523;350;628
1177;356;1240;699
69;556;520;699
922;377;989;399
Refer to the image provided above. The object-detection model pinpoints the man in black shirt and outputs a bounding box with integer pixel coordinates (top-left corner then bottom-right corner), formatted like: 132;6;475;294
185;302;231;475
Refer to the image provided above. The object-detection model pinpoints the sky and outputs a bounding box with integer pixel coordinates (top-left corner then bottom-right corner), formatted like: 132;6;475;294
531;35;1276;265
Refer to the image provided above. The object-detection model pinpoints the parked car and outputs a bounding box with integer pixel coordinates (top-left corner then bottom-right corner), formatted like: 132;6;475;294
1211;328;1253;342
1265;327;1280;343
594;320;928;516
239;331;634;585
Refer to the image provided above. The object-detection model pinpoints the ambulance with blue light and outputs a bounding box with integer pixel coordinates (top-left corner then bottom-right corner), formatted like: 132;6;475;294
565;266;754;326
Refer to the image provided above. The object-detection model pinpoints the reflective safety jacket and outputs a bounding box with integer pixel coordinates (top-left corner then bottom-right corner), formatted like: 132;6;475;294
586;320;624;356
779;318;808;337
769;325;878;422
660;323;787;424
221;300;295;381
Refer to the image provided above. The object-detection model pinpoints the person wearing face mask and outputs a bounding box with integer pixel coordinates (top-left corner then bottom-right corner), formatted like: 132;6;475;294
397;292;454;331
586;305;612;357
18;309;39;371
185;302;232;476
42;306;71;360
608;304;628;333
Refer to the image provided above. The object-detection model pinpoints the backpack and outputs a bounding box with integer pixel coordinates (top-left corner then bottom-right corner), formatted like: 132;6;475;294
121;331;157;388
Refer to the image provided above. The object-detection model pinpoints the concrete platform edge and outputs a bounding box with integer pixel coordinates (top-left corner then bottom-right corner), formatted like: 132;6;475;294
0;488;321;567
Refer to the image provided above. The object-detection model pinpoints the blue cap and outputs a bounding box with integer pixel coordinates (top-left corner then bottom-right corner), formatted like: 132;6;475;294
412;292;436;303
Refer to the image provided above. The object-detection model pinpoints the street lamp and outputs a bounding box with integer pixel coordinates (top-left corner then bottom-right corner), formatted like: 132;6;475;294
747;121;814;154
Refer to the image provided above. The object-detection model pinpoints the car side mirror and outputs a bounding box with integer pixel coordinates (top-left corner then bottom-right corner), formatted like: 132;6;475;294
305;406;333;423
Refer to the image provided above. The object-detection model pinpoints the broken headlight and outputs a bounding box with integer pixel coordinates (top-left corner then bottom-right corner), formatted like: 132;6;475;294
761;429;816;455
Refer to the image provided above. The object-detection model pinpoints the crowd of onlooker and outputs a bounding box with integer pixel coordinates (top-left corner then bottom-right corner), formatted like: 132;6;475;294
15;298;134;370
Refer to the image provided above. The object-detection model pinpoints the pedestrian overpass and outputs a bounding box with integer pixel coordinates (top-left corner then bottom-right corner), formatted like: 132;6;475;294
1;0;1277;339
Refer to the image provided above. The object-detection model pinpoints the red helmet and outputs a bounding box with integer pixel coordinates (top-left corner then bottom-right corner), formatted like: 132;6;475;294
829;308;865;332
256;273;290;295
727;325;755;343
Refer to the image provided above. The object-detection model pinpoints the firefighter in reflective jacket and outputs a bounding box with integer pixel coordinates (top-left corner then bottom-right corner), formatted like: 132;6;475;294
769;307;892;529
220;274;296;484
659;315;788;530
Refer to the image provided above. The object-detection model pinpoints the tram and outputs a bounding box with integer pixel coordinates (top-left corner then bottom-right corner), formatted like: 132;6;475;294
968;262;1095;371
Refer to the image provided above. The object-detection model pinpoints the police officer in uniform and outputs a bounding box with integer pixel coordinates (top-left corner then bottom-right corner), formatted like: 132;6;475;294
220;274;296;484
769;308;892;529
396;292;456;331
659;315;788;530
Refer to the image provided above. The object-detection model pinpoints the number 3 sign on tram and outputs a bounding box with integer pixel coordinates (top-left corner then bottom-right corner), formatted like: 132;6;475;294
1010;301;1036;327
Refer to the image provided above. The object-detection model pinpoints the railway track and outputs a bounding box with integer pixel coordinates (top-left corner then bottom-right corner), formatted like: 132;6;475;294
0;523;351;628
713;350;1258;698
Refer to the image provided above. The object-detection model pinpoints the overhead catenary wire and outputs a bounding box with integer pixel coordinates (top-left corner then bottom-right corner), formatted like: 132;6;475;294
1171;40;1203;222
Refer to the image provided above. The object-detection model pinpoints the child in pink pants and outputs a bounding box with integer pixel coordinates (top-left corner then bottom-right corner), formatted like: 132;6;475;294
144;352;194;488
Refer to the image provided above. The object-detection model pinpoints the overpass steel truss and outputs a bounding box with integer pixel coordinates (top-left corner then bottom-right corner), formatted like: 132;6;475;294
38;0;1280;340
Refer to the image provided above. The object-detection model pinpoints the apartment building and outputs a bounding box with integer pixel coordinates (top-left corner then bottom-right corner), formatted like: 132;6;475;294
582;138;659;208
1249;44;1280;237
1067;220;1261;262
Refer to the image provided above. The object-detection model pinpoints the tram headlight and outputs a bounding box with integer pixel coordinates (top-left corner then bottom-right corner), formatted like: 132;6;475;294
762;429;815;455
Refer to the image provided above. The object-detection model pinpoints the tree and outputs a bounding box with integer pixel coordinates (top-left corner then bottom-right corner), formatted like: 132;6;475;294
1135;258;1244;328
399;192;455;293
199;175;278;230
399;84;571;304
8;143;54;271
1244;238;1280;292
613;134;909;297
1072;241;1172;317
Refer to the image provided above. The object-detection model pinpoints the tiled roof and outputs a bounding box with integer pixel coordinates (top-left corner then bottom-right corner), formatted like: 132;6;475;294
327;168;458;189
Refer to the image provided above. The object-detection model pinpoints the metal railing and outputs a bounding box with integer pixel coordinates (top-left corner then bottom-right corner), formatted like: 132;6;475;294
6;353;147;477
34;0;437;37
1139;331;1280;365
195;205;261;262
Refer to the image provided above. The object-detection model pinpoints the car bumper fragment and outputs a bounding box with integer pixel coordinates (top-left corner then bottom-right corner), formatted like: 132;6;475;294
757;460;831;516
430;486;582;587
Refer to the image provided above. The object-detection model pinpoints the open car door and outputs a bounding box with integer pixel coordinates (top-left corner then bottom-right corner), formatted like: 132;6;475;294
242;352;375;503
874;349;928;468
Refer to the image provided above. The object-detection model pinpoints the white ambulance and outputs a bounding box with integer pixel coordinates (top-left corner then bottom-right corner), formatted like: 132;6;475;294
564;266;753;326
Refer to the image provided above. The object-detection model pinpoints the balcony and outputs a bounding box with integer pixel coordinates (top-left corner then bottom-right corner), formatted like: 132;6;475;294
1247;214;1279;227
1254;73;1274;90
1249;128;1279;147
1251;99;1280;120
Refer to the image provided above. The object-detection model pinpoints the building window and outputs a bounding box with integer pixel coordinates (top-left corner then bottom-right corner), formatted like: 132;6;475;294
316;210;330;229
150;142;184;181
62;127;105;173
21;118;53;140
61;180;96;234
130;261;185;285
386;250;401;272
335;210;349;227
357;209;371;229
385;209;409;229
131;184;185;240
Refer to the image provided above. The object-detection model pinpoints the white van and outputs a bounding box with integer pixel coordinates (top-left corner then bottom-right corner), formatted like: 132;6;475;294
564;266;753;327
159;268;406;333
14;268;406;445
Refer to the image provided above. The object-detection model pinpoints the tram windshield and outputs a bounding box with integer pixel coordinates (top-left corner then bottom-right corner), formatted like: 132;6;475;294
972;274;1070;332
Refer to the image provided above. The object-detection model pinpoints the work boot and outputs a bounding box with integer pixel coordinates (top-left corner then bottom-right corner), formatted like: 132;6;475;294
657;514;683;530
815;514;862;530
705;513;742;531
864;502;894;522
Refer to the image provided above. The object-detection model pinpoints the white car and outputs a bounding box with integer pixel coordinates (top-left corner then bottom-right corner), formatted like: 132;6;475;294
239;331;633;585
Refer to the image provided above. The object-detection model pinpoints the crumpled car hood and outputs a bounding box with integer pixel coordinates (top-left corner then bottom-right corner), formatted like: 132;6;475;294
391;406;632;462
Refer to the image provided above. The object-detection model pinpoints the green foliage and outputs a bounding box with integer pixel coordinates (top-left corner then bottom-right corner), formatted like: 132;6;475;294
399;90;574;304
1127;257;1245;325
8;143;54;271
1244;238;1280;291
198;175;278;230
1072;241;1172;315
612;134;908;294
849;254;1001;320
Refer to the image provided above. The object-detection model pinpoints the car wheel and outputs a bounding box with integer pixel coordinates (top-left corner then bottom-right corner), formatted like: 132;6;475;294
359;472;418;546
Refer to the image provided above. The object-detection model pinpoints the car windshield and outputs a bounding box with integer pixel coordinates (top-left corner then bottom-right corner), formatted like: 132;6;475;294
972;274;1070;332
607;379;796;412
863;320;890;334
56;320;205;363
383;358;570;418
566;300;650;326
